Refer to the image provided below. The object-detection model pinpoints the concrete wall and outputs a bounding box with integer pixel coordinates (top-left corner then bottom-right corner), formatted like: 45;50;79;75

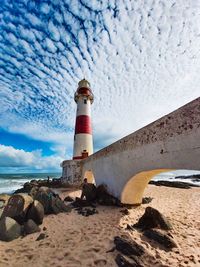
80;97;200;204
61;160;82;184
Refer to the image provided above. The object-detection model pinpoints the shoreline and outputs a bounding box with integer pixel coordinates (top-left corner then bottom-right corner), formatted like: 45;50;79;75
0;185;199;266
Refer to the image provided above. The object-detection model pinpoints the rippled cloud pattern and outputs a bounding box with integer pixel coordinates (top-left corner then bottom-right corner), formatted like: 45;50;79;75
0;0;200;162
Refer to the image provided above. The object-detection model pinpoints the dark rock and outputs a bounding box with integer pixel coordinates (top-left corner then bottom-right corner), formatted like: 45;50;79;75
72;197;93;208
77;207;98;217
115;253;143;267
34;188;71;215
29;186;39;198
34;189;52;214
144;229;177;249
0;217;21;241
133;207;172;231
1;194;33;224
96;184;121;206
36;233;46;241
114;236;145;257
24;219;40;235
27;200;44;225
51;196;71;214
82;183;97;201
43;226;47;231
120;209;130;215
142;197;153;204
149;180;198;188
64;196;74;202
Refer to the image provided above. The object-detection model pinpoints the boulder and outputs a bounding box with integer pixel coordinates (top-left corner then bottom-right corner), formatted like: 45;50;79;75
82;183;97;201
133;207;172;231
27;200;44;225
29;186;39;198
34;189;71;214
51;196;71;214
0;217;21;241
34;190;52;214
0;194;10;206
96;184;121;206
24;219;40;235
1;194;33;224
144;229;177;249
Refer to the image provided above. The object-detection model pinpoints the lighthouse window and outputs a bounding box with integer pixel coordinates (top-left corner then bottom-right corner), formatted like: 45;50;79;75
84;99;87;104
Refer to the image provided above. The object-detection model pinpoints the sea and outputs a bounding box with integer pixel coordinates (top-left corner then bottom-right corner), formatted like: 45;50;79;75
0;170;199;195
0;173;61;194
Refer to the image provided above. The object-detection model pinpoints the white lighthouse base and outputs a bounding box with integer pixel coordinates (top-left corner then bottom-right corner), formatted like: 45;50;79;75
61;159;82;185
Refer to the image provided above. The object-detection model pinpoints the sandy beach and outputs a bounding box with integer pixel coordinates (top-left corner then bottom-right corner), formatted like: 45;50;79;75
0;185;199;267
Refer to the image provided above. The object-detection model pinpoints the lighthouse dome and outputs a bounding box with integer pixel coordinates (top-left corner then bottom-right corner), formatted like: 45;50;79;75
74;78;94;103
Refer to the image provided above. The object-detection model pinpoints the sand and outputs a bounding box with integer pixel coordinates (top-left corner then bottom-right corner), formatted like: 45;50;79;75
0;185;199;267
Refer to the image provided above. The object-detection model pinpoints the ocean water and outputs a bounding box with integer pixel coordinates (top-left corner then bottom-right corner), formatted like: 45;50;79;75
0;173;61;194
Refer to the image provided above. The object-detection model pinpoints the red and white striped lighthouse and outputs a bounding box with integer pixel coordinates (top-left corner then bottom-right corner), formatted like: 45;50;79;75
73;79;94;160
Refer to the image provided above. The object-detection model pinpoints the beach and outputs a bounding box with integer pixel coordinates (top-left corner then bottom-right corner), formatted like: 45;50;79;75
0;185;199;267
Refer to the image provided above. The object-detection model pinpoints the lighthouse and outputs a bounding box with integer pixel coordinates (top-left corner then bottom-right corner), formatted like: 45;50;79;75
73;78;94;160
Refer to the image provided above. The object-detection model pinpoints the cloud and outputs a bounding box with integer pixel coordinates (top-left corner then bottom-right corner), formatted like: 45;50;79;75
0;0;200;162
0;144;63;171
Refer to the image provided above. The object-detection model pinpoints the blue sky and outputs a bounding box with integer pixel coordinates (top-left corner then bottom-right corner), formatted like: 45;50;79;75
0;0;200;173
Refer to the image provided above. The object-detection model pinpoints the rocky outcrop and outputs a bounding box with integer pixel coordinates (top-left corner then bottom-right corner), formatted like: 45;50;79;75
0;187;71;241
133;207;172;231
0;217;22;241
96;184;121;206
14;178;63;194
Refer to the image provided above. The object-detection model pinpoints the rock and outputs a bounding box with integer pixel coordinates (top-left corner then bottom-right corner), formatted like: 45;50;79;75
142;197;153;204
29;186;39;198
64;196;74;202
144;229;177;249
0;217;21;241
51;196;71;214
96;184;121;206
115;253;142;267
34;190;52;214
36;233;46;241
77;207;98;217
0;194;10;206
114;236;145;257
43;226;47;231
82;183;97;201
120;209;130;215
1;194;33;224
133;207;172;231
72;197;93;208
24;219;40;235
27;200;44;225
34;189;71;214
149;180;196;189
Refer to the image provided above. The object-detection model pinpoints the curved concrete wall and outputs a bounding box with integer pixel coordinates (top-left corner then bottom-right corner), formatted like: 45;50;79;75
81;97;200;204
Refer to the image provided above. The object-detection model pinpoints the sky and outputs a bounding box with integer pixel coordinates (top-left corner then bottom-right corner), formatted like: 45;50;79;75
0;0;200;173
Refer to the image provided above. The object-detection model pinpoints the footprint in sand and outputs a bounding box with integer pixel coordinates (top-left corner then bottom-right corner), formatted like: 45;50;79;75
94;259;107;266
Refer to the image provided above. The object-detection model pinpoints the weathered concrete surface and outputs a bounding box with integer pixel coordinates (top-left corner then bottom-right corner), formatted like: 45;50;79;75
61;97;200;204
81;97;200;204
